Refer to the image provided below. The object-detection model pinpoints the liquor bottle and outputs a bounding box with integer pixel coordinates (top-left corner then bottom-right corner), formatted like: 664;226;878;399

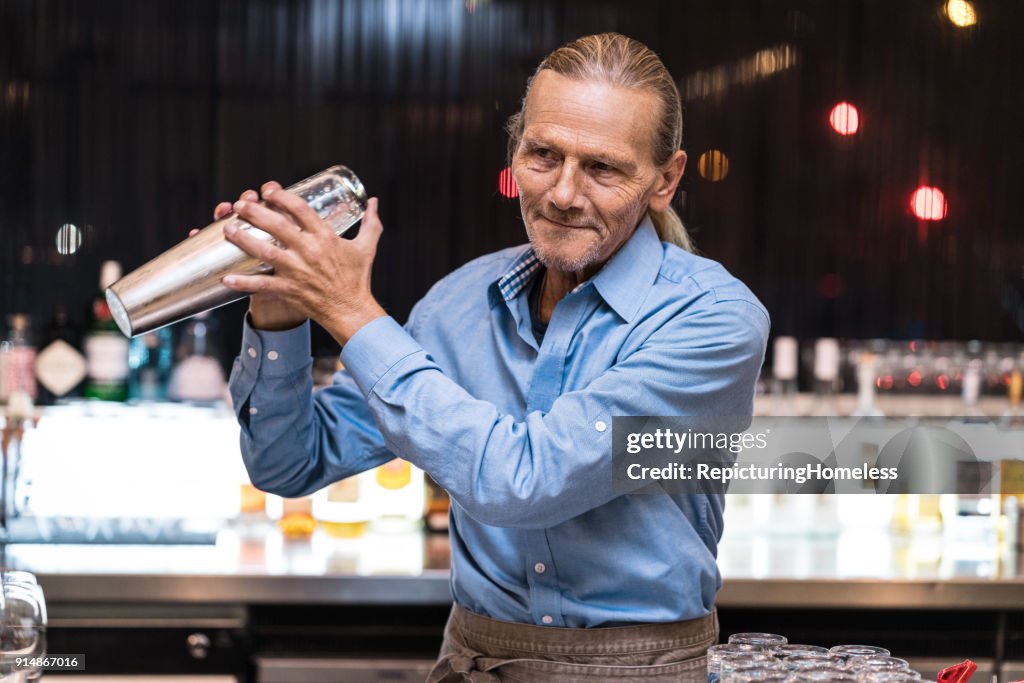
366;459;425;532
266;494;316;539
34;303;87;405
997;372;1024;546
960;359;987;419
999;369;1024;429
0;313;38;404
851;351;884;417
313;474;372;538
940;460;998;544
235;476;269;540
83;261;130;401
168;312;226;403
812;338;840;416
770;336;798;416
128;327;173;402
424;475;451;533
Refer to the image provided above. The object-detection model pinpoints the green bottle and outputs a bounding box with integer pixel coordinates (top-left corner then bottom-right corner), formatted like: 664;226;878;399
83;260;129;401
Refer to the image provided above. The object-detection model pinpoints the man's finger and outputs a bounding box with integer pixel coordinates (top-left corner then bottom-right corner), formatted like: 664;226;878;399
353;197;383;251
216;189;258;220
221;273;281;294
214;202;233;220
223;214;294;267
263;186;327;236
231;199;306;253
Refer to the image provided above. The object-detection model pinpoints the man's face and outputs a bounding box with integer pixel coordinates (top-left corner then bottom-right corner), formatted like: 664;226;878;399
512;70;674;276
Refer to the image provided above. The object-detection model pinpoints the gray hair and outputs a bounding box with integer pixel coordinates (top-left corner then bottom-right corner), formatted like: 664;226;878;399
506;32;693;252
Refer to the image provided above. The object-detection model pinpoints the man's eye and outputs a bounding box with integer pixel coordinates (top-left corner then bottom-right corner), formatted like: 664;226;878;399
592;162;615;172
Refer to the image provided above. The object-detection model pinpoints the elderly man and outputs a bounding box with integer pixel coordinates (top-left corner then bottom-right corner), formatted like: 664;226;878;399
221;33;769;682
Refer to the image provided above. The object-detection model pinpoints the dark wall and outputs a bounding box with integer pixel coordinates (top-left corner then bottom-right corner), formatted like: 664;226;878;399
2;0;1022;366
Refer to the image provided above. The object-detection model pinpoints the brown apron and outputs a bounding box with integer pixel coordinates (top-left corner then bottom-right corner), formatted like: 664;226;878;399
426;604;717;683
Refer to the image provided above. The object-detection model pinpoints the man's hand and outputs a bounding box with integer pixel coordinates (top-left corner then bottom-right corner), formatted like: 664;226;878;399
219;181;388;346
206;187;306;331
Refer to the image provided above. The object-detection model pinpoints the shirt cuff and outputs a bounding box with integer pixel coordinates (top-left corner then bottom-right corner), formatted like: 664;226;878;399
237;314;312;378
341;316;425;398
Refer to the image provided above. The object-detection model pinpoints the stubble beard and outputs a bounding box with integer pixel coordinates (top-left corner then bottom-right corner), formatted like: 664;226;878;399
522;209;606;274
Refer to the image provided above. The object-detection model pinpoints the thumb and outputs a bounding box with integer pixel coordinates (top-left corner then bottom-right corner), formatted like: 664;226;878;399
354;197;383;251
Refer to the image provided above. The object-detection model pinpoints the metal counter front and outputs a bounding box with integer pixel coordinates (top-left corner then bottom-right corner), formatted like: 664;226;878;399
6;525;1024;680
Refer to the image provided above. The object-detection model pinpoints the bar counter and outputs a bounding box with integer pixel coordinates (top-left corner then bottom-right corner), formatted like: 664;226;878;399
9;525;1024;609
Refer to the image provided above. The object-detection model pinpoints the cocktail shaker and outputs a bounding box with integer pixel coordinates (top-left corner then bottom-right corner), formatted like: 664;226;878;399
105;165;367;337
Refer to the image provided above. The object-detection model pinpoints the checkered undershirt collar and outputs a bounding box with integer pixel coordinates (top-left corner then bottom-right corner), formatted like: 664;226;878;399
496;248;544;302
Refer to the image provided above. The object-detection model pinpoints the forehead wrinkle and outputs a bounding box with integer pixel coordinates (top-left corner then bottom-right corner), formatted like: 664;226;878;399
520;72;658;169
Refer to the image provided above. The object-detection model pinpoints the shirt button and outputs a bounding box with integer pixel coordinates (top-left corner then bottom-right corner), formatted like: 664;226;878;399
534;562;546;574
249;407;258;415
594;420;607;433
267;350;279;361
541;615;553;625
247;347;257;359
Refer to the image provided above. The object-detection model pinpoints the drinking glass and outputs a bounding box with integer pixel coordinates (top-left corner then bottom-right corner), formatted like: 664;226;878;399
829;644;891;662
720;653;778;683
708;644;761;683
731;670;790;683
727;633;788;652
783;654;846;671
722;661;787;683
860;672;923;682
789;673;859;683
773;644;830;660
848;656;912;673
0;570;46;682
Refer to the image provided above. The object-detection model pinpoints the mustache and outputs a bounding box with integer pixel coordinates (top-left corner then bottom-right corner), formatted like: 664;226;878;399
534;209;599;229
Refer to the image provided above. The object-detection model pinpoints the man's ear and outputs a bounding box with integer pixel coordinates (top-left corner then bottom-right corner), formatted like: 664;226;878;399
648;151;687;213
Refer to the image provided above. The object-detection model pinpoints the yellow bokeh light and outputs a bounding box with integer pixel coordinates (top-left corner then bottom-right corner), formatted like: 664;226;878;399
698;150;730;182
945;0;977;28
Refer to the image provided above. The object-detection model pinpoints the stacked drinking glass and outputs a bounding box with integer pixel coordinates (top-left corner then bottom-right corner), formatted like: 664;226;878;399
707;633;937;683
0;570;46;682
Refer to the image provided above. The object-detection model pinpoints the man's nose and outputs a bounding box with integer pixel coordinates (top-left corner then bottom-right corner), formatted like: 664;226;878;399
550;162;582;211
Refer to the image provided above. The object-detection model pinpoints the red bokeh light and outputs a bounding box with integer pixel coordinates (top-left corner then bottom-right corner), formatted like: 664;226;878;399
910;186;948;221
829;102;860;135
498;166;518;198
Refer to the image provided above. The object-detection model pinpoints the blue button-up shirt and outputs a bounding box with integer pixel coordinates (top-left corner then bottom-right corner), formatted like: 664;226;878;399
229;218;770;628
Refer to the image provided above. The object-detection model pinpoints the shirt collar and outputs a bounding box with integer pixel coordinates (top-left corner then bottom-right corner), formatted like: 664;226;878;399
591;216;663;322
492;216;664;322
495;248;544;303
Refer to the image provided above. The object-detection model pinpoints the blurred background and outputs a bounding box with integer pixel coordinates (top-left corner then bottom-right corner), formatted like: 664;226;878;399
2;0;1022;372
3;3;1024;679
